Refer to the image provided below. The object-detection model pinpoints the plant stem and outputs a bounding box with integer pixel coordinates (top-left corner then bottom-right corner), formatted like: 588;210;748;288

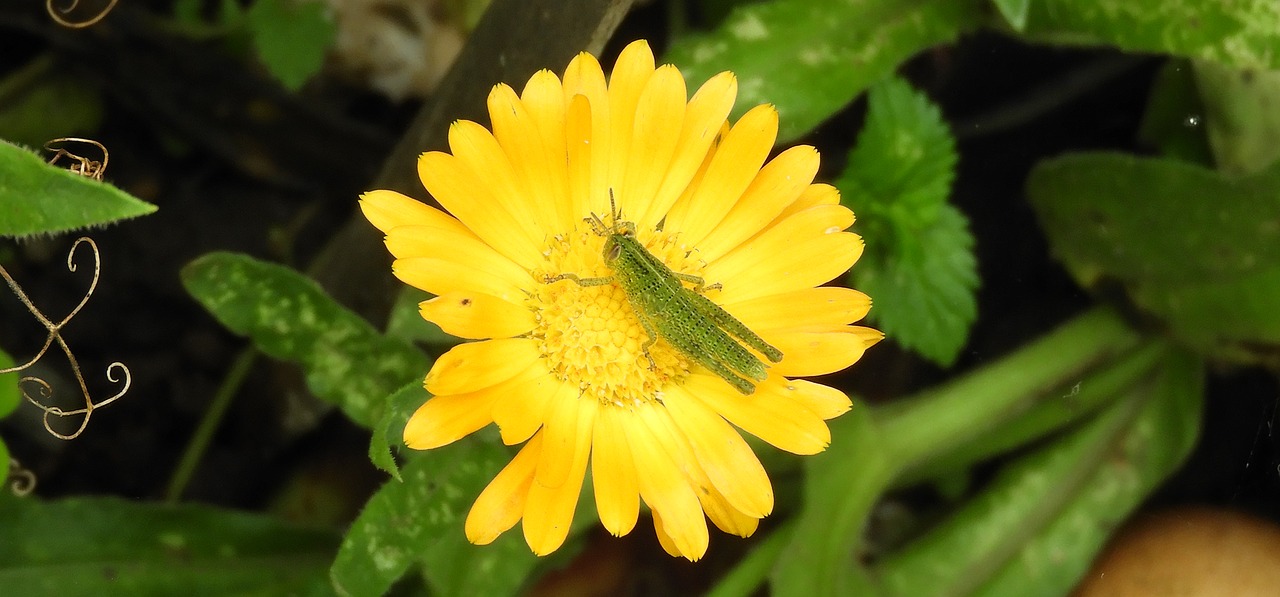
163;347;258;503
705;520;795;597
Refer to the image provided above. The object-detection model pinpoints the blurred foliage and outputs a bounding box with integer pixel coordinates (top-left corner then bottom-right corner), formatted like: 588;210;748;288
2;0;1279;596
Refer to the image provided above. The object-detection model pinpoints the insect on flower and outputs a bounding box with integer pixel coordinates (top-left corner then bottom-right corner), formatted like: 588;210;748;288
546;194;783;394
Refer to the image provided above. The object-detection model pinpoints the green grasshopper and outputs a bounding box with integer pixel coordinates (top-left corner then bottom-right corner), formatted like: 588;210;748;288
546;196;783;395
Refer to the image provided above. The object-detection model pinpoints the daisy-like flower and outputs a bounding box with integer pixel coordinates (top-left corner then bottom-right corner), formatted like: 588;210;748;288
360;40;881;561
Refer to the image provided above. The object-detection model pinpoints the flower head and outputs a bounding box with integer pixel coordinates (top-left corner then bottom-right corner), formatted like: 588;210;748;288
360;40;881;561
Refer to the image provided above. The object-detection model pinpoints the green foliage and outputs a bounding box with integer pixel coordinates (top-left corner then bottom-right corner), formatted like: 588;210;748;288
181;252;430;427
385;287;457;348
664;0;987;141
367;382;427;480
0;140;156;238
1028;154;1280;364
0;57;103;149
245;0;336;90
0;348;17;420
331;438;538;597
1022;0;1280;70
839;77;977;367
1195;61;1280;175
992;0;1031;31
0;495;340;595
1137;60;1214;165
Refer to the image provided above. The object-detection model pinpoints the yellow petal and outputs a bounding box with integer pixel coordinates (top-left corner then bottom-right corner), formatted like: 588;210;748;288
418;291;533;340
664;385;773;518
447;118;549;242
700;485;760;538
707;204;862;304
492;370;568;446
604;40;655;204
524;399;595;555
565;93;595;228
489;83;566;235
769;182;841;226
466;434;541;545
665;104;778;246
651;510;682;559
521;69;571;230
417;149;540;269
592;406;639;536
424;338;540;395
392;256;525;304
562;53;610;222
402;386;501;450
616;65;685;221
629;405;708;561
687;374;831;455
359;189;469;236
637;71;737;228
725;286;872;332
697;145;820;261
769;325;884;377
785;379;853;421
385;224;533;293
536;387;585;489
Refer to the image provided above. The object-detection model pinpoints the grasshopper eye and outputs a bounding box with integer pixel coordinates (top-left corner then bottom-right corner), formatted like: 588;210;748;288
602;238;622;261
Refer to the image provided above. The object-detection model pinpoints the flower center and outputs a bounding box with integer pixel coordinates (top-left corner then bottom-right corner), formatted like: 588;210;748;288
530;221;708;407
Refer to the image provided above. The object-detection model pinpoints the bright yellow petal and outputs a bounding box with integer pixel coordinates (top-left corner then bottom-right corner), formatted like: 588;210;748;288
392;256;525;304
697;145;820;261
565;93;595;228
616;65;685;221
663;385;773;518
446;118;549;242
562;53;610;223
592;406;640;536
604;40;656;205
725;286;872;332
785;379;853;421
402;387;501;449
418;291;533;340
491;371;569;446
770;182;841;226
629;405;708;561
636;71;738;228
687;374;831;455
466;434;541;545
359;190;469;236
769;325;884;377
521;69;571;231
524;399;595;555
489;82;566;235
707;204;862;304
536;384;587;489
665;104;778;246
385;224;533;293
651;510;682;559
424;338;540;396
700;485;760;538
417;149;540;269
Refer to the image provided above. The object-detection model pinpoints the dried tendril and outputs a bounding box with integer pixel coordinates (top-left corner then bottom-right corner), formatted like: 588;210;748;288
0;239;131;439
44;137;109;181
7;458;37;496
46;0;118;29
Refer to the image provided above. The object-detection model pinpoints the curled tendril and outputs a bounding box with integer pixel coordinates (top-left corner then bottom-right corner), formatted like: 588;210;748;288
46;0;118;29
44;138;109;181
0;238;131;440
7;458;37;496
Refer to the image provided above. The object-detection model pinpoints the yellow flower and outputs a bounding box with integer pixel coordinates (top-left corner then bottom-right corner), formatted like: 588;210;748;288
359;40;881;561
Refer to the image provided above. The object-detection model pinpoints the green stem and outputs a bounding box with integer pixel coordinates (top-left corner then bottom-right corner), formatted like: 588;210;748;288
874;307;1141;472
164;347;258;503
705;521;795;597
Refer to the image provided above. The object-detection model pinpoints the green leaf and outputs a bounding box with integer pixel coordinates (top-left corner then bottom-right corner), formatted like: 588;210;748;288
839;77;976;366
992;0;1031;31
1136;59;1214;165
246;0;336;91
0;495;340;595
664;0;986;141
1023;0;1280;70
1028;153;1280;362
331;438;539;597
0;140;157;238
367;382;429;480
875;348;1203;596
0;347;17;419
385;287;457;348
1195;60;1280;175
181;252;430;427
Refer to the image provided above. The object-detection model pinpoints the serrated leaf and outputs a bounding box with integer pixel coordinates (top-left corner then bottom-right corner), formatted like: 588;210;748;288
0;495;339;595
181;252;429;427
1028;153;1280;361
876;349;1203;596
367;382;429;480
246;0;336;91
664;0;986;141
1023;0;1280;71
331;438;537;597
0;140;156;237
838;77;976;366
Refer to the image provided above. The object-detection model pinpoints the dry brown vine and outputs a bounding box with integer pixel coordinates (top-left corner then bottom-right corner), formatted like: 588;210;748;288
46;0;118;29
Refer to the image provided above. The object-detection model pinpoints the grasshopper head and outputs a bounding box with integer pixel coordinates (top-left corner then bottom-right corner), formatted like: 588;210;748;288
601;221;636;262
